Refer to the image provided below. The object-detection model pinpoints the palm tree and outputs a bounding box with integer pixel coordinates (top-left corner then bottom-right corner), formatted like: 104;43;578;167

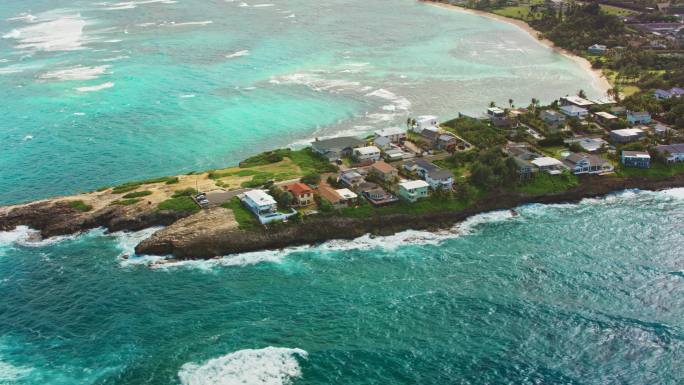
578;89;587;99
508;98;514;108
489;101;496;108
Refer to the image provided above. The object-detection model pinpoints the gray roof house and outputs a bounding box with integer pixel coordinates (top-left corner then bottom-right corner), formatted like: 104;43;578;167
311;137;364;161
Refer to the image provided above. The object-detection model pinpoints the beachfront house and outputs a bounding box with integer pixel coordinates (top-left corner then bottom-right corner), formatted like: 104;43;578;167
565;137;608;152
437;133;460;151
339;169;364;189
563;153;614;175
412;115;439;133
353;146;382;163
374;127;406;143
531;157;566;175
370;161;398;182
656;143;684;163
384;148;405;162
609;128;645;143
419;128;441;147
560;105;589;118
242;190;277;215
621;151;651;168
541;110;566;125
336;188;358;206
654;89;674;100
627;111;652;125
403;159;454;190
311;136;364;161
587;44;607;55
398;180;430;202
282;182;315;207
561;96;594;108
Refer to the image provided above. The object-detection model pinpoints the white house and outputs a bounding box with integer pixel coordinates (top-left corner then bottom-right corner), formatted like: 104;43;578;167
563;153;614;175
425;168;454;190
609;128;645;143
413;115;439;132
374;127;406;143
561;96;594;108
353;146;382;162
242;190;277;215
398;180;430;202
560;105;589;118
531;157;566;175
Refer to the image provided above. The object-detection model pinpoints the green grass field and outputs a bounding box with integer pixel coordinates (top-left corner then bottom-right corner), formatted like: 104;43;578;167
615;163;684;178
516;172;579;195
223;198;261;231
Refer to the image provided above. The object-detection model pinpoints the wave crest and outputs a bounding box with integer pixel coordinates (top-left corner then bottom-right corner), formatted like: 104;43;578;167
178;347;308;385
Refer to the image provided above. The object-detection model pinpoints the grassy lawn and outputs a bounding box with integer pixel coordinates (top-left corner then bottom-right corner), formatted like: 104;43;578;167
338;194;476;219
615;163;684;178
492;6;541;21
599;4;637;17
516;172;579;195
111;198;141;206
122;190;152;199
537;146;567;158
222;197;260;231
157;196;200;213
111;176;179;194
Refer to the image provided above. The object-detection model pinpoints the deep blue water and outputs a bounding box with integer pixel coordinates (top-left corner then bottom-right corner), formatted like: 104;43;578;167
1;189;683;384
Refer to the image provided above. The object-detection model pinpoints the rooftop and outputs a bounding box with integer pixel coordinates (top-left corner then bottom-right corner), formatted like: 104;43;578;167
282;182;314;196
243;189;276;206
611;128;645;136
560;105;588;114
399;180;430;190
622;151;651;158
336;188;358;200
312;136;364;152
531;157;563;167
354;146;381;155
595;111;617;120
371;161;396;173
375;127;406;137
562;96;593;107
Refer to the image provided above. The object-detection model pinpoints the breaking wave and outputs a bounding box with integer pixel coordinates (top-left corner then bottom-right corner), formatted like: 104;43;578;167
76;82;115;92
178;347;308;385
40;65;111;81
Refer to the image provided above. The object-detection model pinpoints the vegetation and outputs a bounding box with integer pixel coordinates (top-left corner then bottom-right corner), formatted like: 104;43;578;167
222;198;260;231
516;172;579;194
615;162;684;178
172;188;198;198
68;200;93;212
157;196;200;213
111;198;141;206
122;190;152;199
442;116;506;148
111;176;178;194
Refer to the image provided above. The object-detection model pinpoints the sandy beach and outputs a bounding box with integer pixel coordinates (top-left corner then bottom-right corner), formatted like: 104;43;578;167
423;1;612;94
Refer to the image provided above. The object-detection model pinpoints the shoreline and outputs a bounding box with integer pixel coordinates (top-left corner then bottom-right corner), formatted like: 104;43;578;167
422;1;612;94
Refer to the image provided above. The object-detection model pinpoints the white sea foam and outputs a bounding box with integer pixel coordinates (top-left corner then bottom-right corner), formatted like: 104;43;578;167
109;227;164;266
661;187;684;199
253;3;275;7
365;88;411;111
76;82;115;92
0;225;82;248
98;55;129;62
178;347;308;385
40;65;111;81
2;11;92;52
150;246;311;271
180;94;196;98
22;135;33;141
0;358;32;383
171;21;214;27
225;49;250;59
99;0;178;11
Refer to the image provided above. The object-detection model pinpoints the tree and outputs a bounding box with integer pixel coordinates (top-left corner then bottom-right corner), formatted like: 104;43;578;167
489;101;496;108
578;89;587;99
508;98;514;108
300;173;321;186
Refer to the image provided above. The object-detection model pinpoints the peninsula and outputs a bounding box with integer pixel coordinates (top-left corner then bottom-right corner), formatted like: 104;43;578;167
2;1;684;261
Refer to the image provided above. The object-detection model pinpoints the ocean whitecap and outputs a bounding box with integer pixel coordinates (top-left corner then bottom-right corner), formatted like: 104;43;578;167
40;65;111;81
178;347;308;385
76;82;115;92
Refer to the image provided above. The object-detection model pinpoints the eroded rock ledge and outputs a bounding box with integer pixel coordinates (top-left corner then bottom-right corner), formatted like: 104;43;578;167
135;174;684;259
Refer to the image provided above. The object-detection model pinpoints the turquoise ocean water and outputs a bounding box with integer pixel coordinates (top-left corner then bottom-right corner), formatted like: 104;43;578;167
0;0;604;205
1;189;683;384
3;2;681;384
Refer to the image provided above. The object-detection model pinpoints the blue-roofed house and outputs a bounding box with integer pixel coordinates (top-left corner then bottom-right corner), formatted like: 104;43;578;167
627;111;652;125
653;89;672;100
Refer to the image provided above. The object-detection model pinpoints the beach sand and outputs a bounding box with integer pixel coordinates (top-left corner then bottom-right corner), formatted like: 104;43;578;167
423;1;612;95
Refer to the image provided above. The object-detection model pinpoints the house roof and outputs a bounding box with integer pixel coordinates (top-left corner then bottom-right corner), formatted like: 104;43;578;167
374;127;406;137
439;134;457;142
560;105;588;114
595;111;617;120
611;128;644;137
336;188;358;200
340;169;363;179
420;128;441;140
628;111;651;118
654;89;672;97
243;189;276;206
371;161;396;174
622;151;650;158
427;168;454;180
283;182;314;197
562;96;594;107
657;143;684;154
399;180;429;190
531;157;563;167
564;152;607;167
354;146;381;155
373;136;391;147
311;136;364;152
670;87;684;95
405;159;438;171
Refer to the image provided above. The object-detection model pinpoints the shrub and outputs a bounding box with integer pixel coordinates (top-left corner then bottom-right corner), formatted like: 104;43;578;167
157;196;200;213
122;190;152;199
300;173;321;186
172;188;198;198
165;177;179;184
68;200;93;212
